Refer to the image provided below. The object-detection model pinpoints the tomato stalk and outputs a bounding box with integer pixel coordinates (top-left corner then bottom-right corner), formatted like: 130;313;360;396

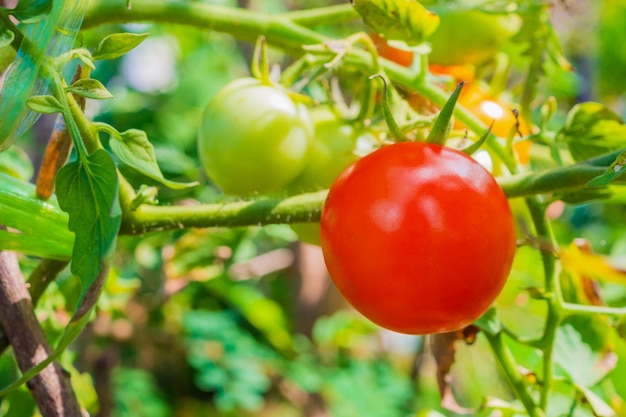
525;197;559;412
251;36;271;85
483;330;545;417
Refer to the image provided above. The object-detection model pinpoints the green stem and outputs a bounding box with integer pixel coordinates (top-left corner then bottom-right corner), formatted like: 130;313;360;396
81;0;513;169
560;303;626;317
483;331;543;417
526;197;559;412
281;4;357;27
83;0;328;54
116;155;615;234
498;164;606;198
120;190;327;235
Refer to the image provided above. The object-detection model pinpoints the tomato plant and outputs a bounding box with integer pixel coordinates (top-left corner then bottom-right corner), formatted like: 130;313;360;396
198;77;314;196
2;1;626;417
320;141;516;334
428;9;521;66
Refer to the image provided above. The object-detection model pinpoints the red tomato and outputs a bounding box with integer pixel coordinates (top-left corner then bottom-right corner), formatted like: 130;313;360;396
320;142;516;334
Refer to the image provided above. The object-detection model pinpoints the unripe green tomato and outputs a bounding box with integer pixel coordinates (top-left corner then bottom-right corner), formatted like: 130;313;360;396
198;78;314;196
428;10;521;66
288;107;376;245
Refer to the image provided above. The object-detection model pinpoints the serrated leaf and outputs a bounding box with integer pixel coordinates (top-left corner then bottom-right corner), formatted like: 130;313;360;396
558;102;626;162
92;32;149;61
66;78;113;100
588;150;626;186
25;95;63;114
10;0;52;24
353;0;439;46
109;129;198;190
55;149;121;300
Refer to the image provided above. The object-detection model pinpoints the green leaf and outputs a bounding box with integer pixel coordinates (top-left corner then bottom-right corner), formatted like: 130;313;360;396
10;0;52;24
0;145;34;181
426;81;464;146
554;325;616;387
92;32;149;61
66;78;114;100
55;149;121;299
0;24;14;48
0;186;71;246
0;230;72;260
25;95;63;114
352;0;439;46
109;129;198;190
574;385;616;417
558;102;626;162
588;150;626;187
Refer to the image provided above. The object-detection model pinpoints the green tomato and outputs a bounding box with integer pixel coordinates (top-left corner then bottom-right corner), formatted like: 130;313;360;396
198;78;314;196
287;107;376;245
427;10;521;66
287;107;366;193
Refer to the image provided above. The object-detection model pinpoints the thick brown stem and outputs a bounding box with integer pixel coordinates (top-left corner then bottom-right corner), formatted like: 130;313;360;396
0;250;83;417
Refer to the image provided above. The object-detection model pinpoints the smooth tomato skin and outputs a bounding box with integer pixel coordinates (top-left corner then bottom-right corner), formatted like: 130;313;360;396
286;107;362;194
198;78;314;196
320;142;516;334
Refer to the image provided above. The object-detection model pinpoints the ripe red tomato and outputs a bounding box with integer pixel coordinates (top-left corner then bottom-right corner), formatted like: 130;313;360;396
320;142;516;334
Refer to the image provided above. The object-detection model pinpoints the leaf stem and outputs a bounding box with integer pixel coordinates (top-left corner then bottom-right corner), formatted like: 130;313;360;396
482;331;544;417
526;197;559;412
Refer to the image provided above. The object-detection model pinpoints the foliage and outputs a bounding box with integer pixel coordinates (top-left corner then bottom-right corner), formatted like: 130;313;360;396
0;0;625;416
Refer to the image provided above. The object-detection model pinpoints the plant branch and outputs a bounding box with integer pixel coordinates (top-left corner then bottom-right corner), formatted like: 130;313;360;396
526;198;559;412
120;190;326;235
80;0;509;162
119;155;614;234
280;4;357;27
0;249;82;417
483;331;544;417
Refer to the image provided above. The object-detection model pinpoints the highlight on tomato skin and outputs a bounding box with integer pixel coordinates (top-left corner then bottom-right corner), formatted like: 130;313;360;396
319;141;517;335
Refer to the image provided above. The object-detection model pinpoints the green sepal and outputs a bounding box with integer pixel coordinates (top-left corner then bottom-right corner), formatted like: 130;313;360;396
426;81;464;146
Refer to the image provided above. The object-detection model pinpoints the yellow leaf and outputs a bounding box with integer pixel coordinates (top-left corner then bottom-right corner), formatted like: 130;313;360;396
559;242;626;285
